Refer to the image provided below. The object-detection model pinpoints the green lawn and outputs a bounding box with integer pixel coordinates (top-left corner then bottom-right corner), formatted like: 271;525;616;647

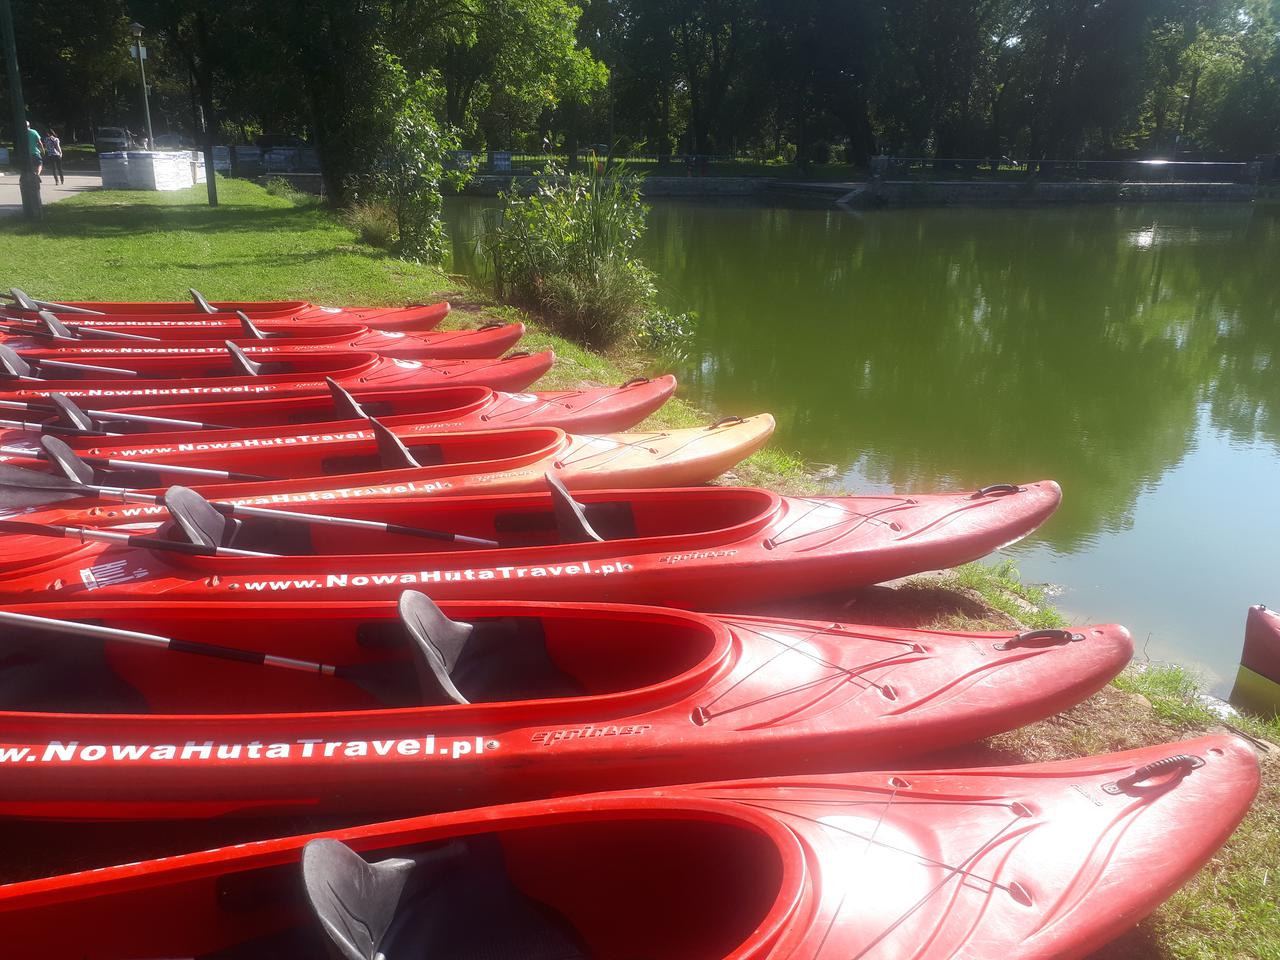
1;180;1275;958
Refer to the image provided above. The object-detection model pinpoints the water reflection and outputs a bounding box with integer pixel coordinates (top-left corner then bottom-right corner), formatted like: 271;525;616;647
445;198;1280;686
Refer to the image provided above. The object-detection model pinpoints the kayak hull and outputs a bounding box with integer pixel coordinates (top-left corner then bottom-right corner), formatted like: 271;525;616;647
1229;605;1280;714
0;483;1062;606
2;416;774;528
0;735;1257;960
6;300;453;330
0;350;555;406
0;599;1132;820
5;321;525;360
0;376;678;447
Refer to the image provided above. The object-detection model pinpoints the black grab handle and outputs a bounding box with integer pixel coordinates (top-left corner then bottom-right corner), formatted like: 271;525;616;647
708;416;745;428
969;483;1022;499
1102;754;1205;795
478;320;506;330
621;376;651;387
993;629;1085;651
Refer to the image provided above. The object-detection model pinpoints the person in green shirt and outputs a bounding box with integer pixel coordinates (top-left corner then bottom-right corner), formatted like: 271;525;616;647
26;121;44;178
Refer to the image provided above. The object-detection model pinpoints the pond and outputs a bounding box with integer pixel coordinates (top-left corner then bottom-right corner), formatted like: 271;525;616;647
445;197;1280;694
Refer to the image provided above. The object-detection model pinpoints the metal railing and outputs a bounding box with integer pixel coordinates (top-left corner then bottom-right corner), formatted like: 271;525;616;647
872;156;1255;184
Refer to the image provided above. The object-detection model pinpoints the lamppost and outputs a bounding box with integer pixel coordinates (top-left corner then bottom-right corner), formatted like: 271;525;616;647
131;21;154;150
0;0;41;218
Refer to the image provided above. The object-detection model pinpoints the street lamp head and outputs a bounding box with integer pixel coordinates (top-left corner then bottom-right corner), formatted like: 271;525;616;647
131;22;144;38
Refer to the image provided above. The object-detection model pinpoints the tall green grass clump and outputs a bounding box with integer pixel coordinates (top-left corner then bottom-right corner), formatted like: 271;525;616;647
482;160;655;348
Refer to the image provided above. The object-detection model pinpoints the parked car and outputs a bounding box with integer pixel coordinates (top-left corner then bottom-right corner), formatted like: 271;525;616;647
94;127;134;153
153;134;194;150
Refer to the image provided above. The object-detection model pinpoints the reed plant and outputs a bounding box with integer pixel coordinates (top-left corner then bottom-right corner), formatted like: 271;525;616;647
482;158;655;347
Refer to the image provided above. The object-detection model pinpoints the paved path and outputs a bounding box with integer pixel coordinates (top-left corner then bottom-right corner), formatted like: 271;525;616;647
0;173;100;216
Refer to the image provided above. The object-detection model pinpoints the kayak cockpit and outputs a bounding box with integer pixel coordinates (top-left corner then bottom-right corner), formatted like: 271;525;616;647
0;594;727;717
5;814;790;959
139;483;781;560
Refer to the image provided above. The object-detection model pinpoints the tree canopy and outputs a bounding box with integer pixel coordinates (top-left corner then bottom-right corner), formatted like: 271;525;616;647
3;0;1278;184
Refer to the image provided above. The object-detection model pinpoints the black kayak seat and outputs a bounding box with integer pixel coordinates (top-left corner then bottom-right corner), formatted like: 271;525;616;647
303;836;587;960
36;310;77;340
9;288;39;312
370;418;421;470
48;392;96;431
398;591;584;706
0;344;33;378
164;485;241;549
190;288;220;314
545;472;603;544
327;376;370;420
236;310;269;340
0;628;147;714
40;434;96;485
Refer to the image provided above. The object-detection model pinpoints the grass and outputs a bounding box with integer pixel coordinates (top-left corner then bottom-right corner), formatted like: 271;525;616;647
3;181;1276;957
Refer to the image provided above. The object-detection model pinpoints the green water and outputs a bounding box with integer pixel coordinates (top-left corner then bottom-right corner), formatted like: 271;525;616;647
446;198;1280;692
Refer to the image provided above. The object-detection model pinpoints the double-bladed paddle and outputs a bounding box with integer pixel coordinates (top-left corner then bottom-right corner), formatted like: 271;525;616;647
0;464;500;548
2;288;107;315
0;515;275;558
0;603;456;708
0;395;229;432
0;436;278;483
0;344;139;380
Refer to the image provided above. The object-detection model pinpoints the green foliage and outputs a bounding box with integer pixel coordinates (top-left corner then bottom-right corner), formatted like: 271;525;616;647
342;200;398;249
481;160;656;346
262;177;316;206
351;79;469;263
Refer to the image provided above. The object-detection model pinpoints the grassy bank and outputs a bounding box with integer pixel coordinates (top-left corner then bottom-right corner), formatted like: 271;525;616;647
1;181;1275;956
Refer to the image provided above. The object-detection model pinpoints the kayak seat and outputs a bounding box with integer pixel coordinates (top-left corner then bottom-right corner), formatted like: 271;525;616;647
494;502;636;546
320;443;443;477
399;592;585;706
161;487;317;556
302;836;588;960
0;627;148;714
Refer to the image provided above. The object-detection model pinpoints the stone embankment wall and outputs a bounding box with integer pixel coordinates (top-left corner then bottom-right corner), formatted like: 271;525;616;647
766;179;1259;206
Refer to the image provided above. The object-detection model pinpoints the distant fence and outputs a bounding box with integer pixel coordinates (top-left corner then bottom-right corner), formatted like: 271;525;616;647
872;156;1258;184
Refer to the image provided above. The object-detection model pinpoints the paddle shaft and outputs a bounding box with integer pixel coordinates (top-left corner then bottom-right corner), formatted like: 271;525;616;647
0;517;275;558
0;418;119;438
0;609;343;675
29;357;140;378
0;446;275;482
76;482;499;547
0;399;220;430
1;293;105;316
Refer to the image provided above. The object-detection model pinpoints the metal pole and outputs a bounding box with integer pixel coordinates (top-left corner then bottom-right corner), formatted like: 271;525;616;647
132;26;154;150
0;0;42;219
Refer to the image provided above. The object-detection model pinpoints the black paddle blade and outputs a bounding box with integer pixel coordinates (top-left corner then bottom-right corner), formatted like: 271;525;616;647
398;590;472;705
224;340;264;377
40;435;96;485
370;418;420;469
48;393;95;432
0;344;32;378
236;310;268;340
36;311;76;340
190;288;219;314
545;472;603;544
327;377;368;420
302;839;417;960
0;462;90;508
9;288;38;312
164;486;231;548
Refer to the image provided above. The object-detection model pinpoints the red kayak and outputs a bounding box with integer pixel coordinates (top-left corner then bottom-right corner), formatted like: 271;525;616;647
0;482;1061;606
2;318;525;361
0;596;1132;820
3;287;451;331
0;376;678;449
0;735;1256;959
1230;604;1280;714
0;415;775;529
0;348;555;405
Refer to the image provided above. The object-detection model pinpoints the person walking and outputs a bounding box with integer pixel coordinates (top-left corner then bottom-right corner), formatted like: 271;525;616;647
43;129;64;185
25;121;44;179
